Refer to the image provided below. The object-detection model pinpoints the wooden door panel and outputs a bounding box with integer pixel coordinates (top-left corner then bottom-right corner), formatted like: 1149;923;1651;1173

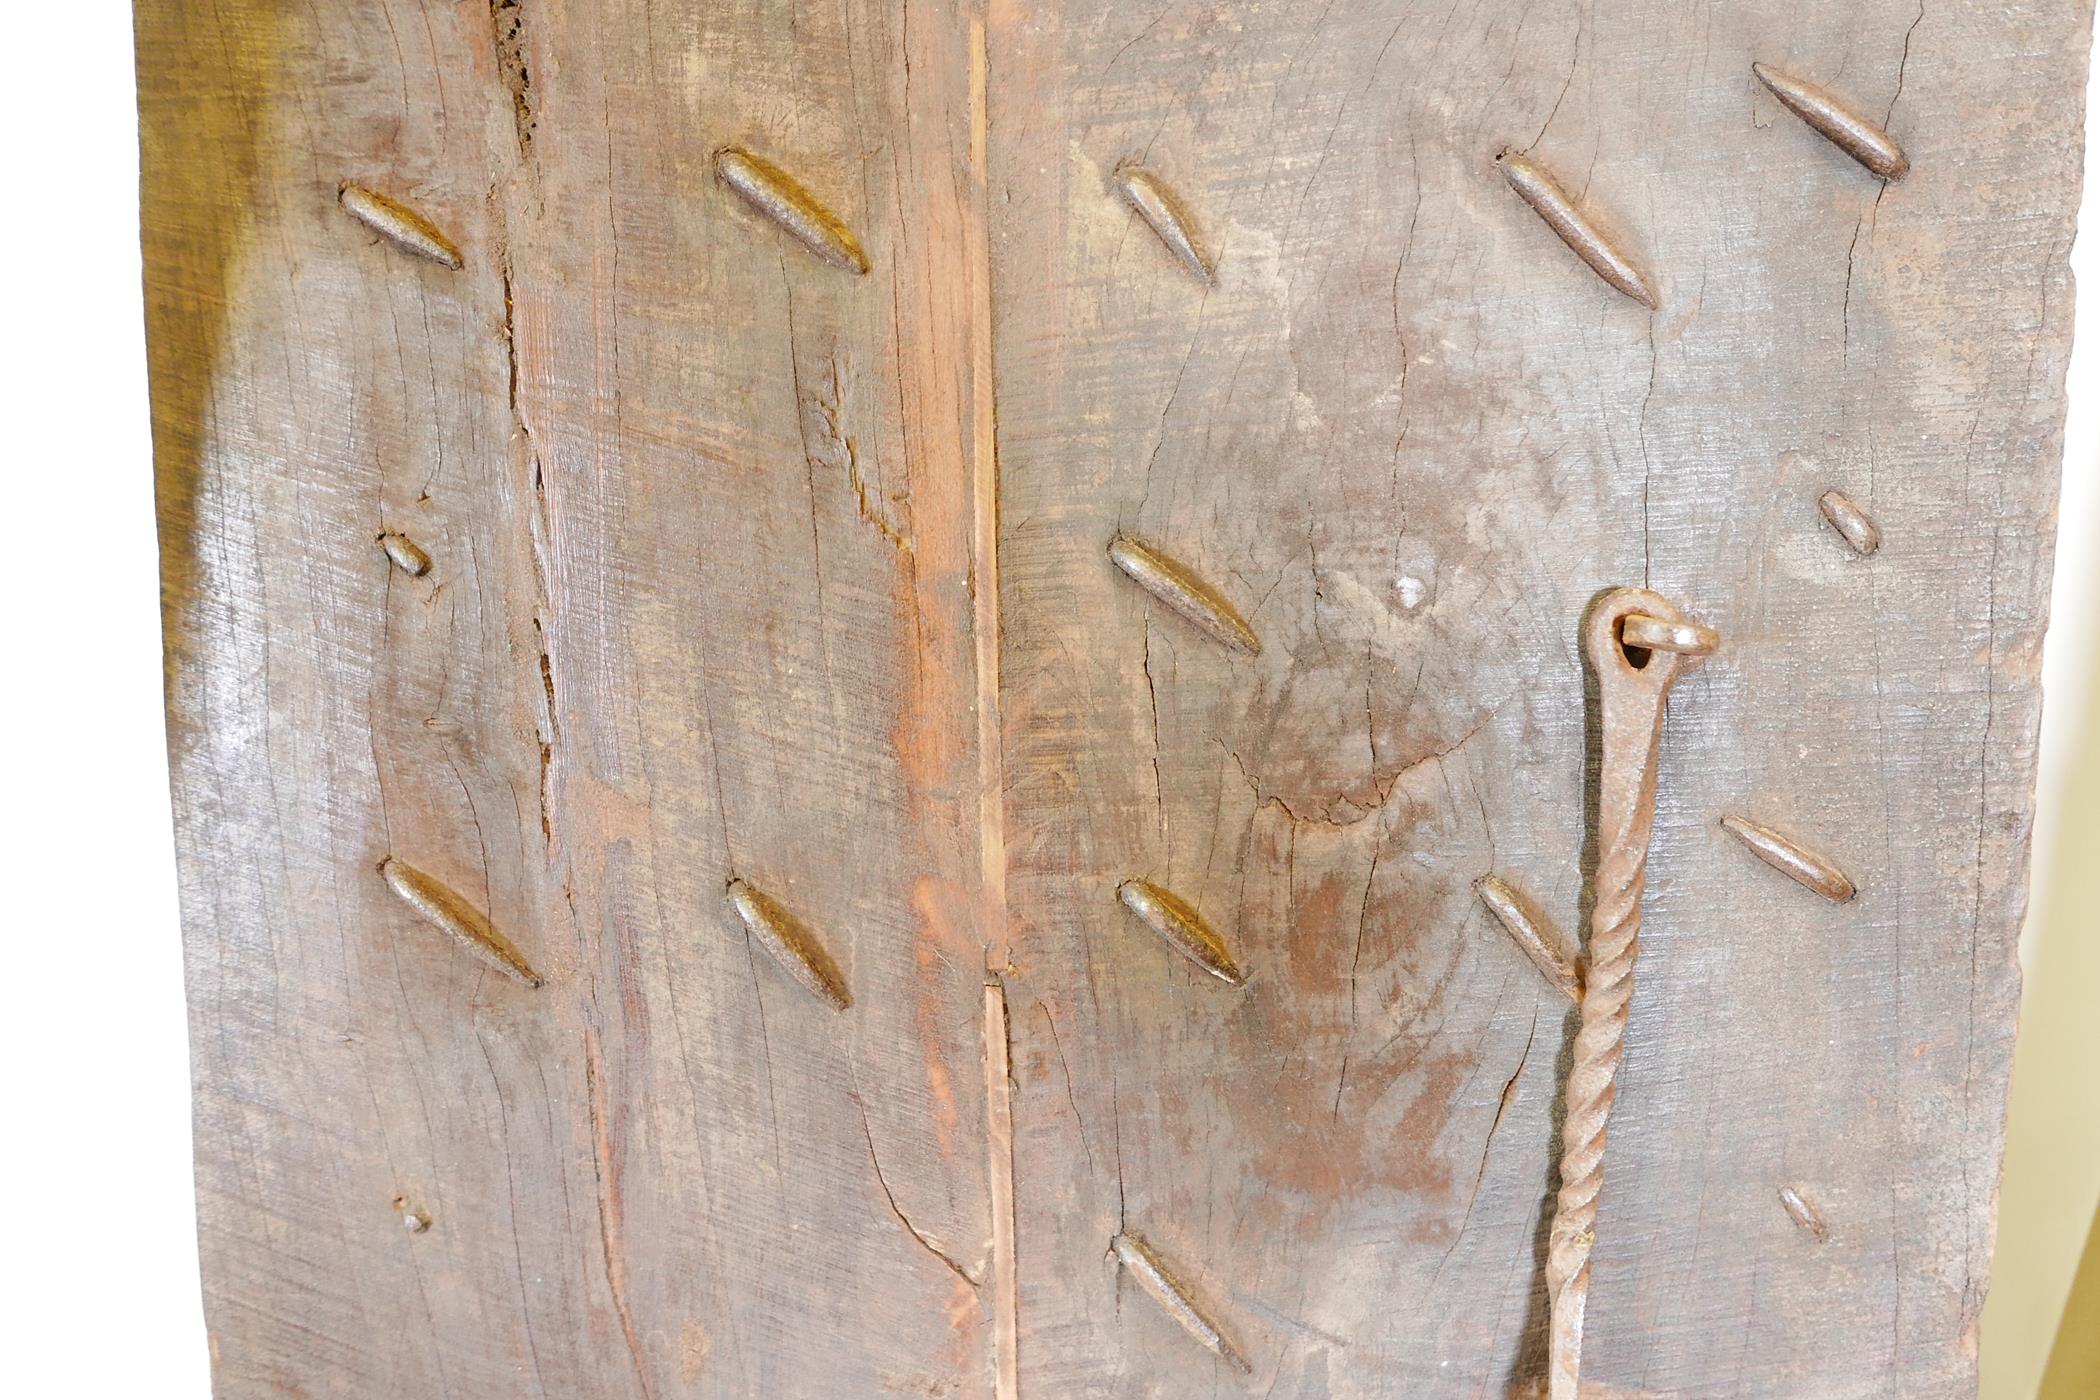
141;0;2088;1394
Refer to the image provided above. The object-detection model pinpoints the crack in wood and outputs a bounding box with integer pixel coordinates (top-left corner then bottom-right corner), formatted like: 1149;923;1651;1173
489;0;536;158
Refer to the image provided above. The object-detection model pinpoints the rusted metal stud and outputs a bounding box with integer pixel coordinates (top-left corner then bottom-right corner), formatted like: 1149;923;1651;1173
1107;534;1261;655
379;531;432;577
726;879;853;1010
338;184;464;270
1753;63;1910;181
1818;490;1882;557
1620;612;1721;657
1474;876;1580;1003
1113;164;1214;284
403;1208;431;1234
714;149;870;274
1116;880;1247;986
379;857;543;987
1112;1231;1252;1374
1496;151;1658;309
1720;815;1857;903
1778;1185;1828;1241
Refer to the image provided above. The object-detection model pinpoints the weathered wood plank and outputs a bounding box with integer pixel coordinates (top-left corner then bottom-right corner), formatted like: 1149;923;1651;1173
987;2;2085;1395
503;2;998;1394
144;1;996;1394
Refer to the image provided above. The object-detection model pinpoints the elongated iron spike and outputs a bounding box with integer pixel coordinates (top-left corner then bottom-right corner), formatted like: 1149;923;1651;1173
380;857;542;987
339;184;465;269
1114;164;1214;284
379;531;432;577
1721;815;1857;903
1779;1185;1829;1241
1116;880;1247;986
1497;151;1657;309
1818;490;1882;556
726;879;853;1009
1475;876;1581;1002
1754;63;1910;180
1107;534;1261;655
715;149;870;274
1112;1231;1252;1374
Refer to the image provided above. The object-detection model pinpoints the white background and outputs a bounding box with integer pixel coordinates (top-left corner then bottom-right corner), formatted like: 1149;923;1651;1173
0;8;2091;1396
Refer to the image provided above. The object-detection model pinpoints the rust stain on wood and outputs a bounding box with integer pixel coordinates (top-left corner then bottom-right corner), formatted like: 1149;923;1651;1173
1111;1231;1252;1374
1496;151;1657;309
378;856;542;987
714;148;870;274
1116;880;1247;986
1107;534;1260;655
338;184;464;270
1475;875;1580;1002
1754;63;1910;180
1818;490;1882;556
1113;164;1214;284
726;878;853;1009
1721;815;1858;903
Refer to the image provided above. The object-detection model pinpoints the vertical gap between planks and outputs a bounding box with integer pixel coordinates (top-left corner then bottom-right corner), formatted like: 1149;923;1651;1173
964;11;1019;1397
984;982;1019;1398
967;8;1005;981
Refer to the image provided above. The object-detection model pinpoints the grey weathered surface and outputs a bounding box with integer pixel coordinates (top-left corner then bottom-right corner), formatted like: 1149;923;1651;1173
141;0;2086;1396
989;2;2086;1395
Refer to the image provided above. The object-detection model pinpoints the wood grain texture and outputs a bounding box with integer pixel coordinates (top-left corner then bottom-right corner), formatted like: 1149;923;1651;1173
143;1;996;1395
140;0;2086;1396
987;1;2085;1396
